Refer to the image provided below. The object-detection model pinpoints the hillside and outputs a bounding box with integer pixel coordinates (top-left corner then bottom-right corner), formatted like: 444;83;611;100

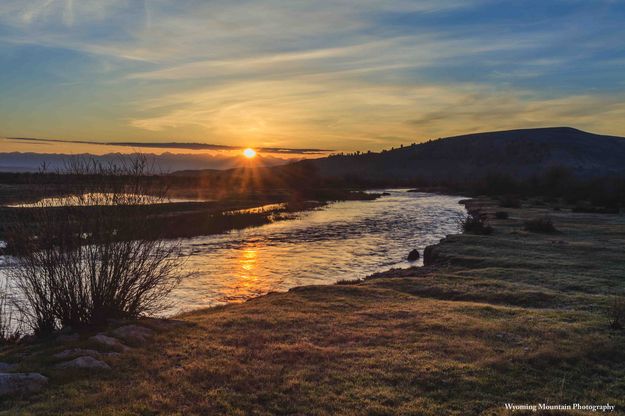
302;127;625;182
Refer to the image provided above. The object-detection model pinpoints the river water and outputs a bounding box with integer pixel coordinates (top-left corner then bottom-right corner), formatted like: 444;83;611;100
0;190;466;318
168;190;466;315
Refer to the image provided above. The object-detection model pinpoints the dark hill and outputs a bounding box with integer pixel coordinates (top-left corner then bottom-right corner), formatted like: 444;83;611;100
301;127;625;182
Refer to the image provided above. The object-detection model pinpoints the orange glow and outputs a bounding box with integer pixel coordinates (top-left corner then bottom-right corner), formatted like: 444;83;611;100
243;148;257;159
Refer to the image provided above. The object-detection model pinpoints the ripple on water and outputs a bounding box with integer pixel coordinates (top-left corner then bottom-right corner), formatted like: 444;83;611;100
0;190;466;316
167;190;465;315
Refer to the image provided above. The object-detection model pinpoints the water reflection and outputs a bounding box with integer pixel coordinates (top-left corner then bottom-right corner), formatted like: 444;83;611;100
0;190;465;316
240;248;257;273
167;190;466;315
233;248;259;296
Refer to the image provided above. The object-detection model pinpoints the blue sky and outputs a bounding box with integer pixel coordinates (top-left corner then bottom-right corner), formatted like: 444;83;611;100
1;0;624;153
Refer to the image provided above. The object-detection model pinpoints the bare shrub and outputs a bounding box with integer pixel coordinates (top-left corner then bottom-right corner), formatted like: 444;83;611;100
0;283;21;344
5;156;190;334
460;211;493;235
524;216;557;233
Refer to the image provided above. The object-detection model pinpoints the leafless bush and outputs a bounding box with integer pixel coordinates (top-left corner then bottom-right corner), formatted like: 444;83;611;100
460;211;494;235
6;156;190;334
0;282;21;344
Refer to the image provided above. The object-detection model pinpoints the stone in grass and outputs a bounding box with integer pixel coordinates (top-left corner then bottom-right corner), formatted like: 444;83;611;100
0;373;48;396
89;334;130;352
55;349;121;360
55;356;111;370
112;325;154;344
54;348;102;359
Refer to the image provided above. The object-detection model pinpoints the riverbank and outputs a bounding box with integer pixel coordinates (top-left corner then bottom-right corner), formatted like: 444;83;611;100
0;189;380;249
1;197;624;415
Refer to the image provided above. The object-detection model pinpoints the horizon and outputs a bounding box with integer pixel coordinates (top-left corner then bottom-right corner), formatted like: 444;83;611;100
2;1;625;156
2;124;624;173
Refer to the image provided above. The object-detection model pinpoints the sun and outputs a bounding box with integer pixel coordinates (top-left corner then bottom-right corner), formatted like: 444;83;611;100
243;148;257;159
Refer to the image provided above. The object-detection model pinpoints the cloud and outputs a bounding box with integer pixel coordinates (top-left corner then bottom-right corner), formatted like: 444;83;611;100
1;0;625;151
6;137;331;154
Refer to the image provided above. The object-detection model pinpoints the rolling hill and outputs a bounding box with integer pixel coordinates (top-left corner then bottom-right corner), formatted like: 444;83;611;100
300;127;625;182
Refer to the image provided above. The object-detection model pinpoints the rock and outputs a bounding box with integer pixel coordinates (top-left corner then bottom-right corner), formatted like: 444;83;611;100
89;334;130;352
55;356;110;370
0;363;17;372
111;325;154;344
423;244;438;266
54;348;102;359
407;249;420;262
0;373;48;396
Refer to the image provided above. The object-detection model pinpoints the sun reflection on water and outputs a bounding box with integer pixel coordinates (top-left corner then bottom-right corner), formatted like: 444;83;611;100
162;191;466;315
239;248;257;274
221;247;267;302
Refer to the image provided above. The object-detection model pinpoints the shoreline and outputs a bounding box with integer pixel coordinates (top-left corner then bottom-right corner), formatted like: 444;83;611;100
1;196;624;414
0;190;381;254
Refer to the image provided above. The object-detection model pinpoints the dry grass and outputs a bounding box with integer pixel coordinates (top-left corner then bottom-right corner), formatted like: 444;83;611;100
1;198;625;415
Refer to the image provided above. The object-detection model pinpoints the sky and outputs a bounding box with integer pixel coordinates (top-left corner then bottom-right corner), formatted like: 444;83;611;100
1;0;625;156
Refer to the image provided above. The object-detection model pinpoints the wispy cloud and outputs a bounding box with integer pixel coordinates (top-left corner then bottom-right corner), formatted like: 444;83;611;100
1;0;624;151
6;137;331;154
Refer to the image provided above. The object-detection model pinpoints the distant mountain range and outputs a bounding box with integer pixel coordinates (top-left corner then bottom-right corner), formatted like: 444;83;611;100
3;127;625;183
300;127;625;182
0;152;290;173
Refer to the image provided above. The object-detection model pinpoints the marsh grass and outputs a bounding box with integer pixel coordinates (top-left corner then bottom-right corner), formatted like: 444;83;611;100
1;198;624;415
609;297;625;330
494;211;509;219
524;216;557;233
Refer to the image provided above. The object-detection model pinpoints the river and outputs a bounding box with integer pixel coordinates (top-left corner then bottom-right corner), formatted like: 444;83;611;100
168;190;466;315
0;190;466;318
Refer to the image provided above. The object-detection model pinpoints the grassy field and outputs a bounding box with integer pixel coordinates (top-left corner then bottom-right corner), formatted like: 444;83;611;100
1;198;624;415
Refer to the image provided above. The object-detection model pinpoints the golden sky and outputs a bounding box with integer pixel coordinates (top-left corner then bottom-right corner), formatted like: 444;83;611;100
1;1;625;155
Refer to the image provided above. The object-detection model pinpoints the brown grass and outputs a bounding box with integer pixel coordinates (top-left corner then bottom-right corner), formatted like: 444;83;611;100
1;198;624;415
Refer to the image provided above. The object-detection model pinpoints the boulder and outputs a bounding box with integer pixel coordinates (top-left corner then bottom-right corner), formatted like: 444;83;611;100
0;373;48;396
112;325;154;344
55;356;110;370
89;334;130;352
423;244;438;266
407;249;420;262
54;348;102;359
